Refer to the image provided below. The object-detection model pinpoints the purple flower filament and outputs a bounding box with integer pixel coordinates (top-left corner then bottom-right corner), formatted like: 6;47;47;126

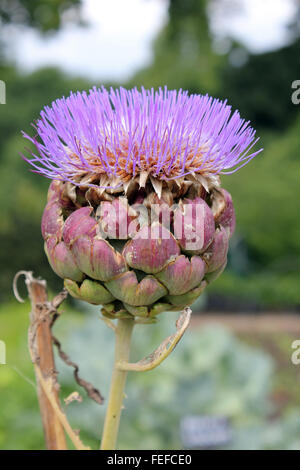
22;86;262;187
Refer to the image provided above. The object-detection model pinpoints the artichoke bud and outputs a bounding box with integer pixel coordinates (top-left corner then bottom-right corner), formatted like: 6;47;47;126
24;87;260;321
41;177;235;319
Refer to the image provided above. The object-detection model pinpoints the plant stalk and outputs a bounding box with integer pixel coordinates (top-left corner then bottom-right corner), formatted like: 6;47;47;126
100;317;134;450
26;275;67;450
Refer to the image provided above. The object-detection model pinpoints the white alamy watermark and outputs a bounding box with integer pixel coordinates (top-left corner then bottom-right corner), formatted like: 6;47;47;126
0;80;6;104
291;340;300;365
96;199;205;252
291;80;300;105
0;340;6;364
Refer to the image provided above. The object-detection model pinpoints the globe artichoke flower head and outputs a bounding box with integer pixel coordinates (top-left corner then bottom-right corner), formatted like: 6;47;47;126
23;87;261;321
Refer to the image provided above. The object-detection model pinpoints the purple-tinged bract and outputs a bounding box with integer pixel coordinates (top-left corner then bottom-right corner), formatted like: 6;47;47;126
22;86;261;321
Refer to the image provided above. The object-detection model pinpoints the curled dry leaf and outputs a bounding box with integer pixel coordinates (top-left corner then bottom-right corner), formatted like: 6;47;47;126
117;307;192;372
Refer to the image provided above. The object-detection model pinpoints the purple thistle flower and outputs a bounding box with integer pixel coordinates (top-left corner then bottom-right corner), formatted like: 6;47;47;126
22;86;262;187
33;87;249;327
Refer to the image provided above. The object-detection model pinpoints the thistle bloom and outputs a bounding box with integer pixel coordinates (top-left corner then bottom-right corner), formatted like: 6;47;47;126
23;87;260;185
23;87;261;321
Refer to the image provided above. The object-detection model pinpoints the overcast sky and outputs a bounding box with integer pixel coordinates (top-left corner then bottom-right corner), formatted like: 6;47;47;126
10;0;297;81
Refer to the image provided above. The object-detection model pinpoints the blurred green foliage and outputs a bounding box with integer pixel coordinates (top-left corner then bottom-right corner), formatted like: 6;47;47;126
208;116;300;310
0;0;83;33
1;303;300;450
221;39;300;131
129;0;224;94
0;300;45;449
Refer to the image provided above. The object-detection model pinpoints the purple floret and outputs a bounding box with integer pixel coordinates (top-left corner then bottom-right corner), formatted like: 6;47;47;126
22;86;262;186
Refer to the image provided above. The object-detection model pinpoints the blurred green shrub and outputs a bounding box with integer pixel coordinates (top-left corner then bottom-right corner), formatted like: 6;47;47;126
54;306;300;450
0;0;83;33
1;301;300;449
220;39;300;131
207;115;300;309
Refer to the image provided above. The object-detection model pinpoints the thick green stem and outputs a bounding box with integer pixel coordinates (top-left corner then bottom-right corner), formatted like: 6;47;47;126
100;317;134;450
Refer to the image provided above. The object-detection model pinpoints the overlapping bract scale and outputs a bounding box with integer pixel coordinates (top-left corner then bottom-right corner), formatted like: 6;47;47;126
41;179;236;320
